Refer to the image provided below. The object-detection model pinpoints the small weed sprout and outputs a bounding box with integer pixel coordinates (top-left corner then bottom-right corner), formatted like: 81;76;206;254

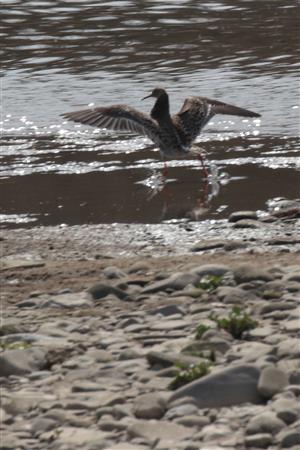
210;306;258;339
195;275;223;292
195;324;211;340
168;361;211;390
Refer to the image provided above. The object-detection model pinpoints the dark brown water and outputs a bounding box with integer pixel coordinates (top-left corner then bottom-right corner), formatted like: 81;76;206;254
1;0;299;227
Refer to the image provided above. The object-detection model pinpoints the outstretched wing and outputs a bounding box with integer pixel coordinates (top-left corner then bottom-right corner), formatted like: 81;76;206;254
173;96;261;144
62;105;159;142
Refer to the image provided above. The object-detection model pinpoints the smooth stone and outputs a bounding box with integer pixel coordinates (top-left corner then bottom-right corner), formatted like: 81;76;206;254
234;264;274;283
98;419;127;432
26;292;92;308
190;239;226;252
165;403;199;419
127;420;192;443
279;429;300;448
0;347;48;377
4;391;56;415
43;408;87;426
53;426;110;446
133;393;166;419
232;219;261;229
246;411;286;435
0;433;23;450
72;381;105;393
88;283;129;300
244;433;273;448
150;319;189;331
149;304;184;317
277;339;300;358
141;272;200;294
216;286;256;304
260;302;295;314
258;366;289;399
103;266;126;279
175;415;210;429
200;423;232;441
86;349;114;363
1;257;44;270
224;240;248;251
31;417;57;436
190;264;231;277
271;397;300;424
0;333;67;349
105;444;149;450
282;319;300;332
169;364;262;408
228;211;258;222
227;342;273;364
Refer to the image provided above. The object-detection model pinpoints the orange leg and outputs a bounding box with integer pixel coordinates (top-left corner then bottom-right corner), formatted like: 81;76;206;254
197;152;209;179
162;161;168;178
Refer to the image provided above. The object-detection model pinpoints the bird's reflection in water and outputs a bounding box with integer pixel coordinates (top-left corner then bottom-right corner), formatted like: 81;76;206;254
138;159;226;221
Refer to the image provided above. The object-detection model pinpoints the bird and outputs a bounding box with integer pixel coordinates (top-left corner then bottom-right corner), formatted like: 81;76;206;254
62;87;261;175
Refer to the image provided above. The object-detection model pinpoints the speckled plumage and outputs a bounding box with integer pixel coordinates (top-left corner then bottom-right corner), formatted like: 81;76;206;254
63;87;260;158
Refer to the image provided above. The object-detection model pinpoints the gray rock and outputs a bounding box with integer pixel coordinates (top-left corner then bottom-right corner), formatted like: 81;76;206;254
31;417;57;436
98;419;127;432
190;264;231;277
88;283;130;300
20;292;92;309
277;338;300;358
0;432;24;450
165;403;199;419
271;397;300;424
234;264;274;283
228;211;258;222
216;286;256;304
175;415;210;429
149;304;184;317
279;429;300;448
200;423;232;441
133;393;166;419
258;366;289;399
232;219;261;229
127;420;192;443
142;272;199;294
227;342;273;364
244;433;273;448
0;347;48;377
246;411;286;435
53;426;110;447
169;364;262;408
190;239;226;252
103;266;126;279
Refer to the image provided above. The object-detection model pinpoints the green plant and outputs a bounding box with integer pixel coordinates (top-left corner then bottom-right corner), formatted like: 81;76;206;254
210;306;258;339
195;324;211;340
195;275;223;292
168;361;211;390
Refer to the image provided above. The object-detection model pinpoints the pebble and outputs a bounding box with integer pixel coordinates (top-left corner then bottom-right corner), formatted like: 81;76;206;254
258;366;289;399
246;411;286;435
133;393;167;419
228;211;258;222
0;347;48;377
244;433;273;448
169;364;262;408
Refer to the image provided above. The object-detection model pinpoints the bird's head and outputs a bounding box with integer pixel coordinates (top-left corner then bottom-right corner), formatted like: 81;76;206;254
142;87;167;100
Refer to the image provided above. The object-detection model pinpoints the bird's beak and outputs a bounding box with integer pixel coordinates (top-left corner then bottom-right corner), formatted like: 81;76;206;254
142;93;153;100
